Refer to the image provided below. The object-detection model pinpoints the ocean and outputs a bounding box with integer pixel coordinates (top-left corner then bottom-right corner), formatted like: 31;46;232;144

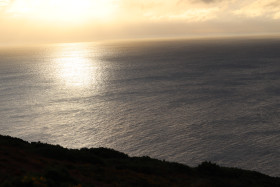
0;37;279;176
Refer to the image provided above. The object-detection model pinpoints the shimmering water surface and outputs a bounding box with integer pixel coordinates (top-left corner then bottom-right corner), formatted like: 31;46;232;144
0;38;279;176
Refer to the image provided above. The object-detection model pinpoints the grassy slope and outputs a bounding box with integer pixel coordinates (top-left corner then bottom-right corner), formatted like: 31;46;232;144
0;135;279;187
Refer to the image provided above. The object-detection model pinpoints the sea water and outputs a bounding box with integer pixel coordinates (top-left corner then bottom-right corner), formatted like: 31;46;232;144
0;37;279;176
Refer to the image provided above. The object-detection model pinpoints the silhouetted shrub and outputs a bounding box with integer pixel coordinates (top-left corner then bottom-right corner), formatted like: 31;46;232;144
80;147;129;159
197;161;222;176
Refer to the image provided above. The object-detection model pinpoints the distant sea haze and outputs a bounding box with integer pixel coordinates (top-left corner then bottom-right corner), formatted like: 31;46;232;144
0;37;279;176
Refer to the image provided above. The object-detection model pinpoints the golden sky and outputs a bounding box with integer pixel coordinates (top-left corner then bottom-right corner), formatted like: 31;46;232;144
1;0;280;43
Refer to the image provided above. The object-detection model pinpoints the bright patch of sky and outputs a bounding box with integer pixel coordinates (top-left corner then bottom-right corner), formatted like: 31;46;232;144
0;0;280;43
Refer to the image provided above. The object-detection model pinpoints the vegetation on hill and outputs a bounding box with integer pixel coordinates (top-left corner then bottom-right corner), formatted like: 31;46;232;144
0;135;279;187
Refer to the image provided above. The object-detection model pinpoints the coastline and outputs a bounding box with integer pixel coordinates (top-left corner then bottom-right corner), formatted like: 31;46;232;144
1;134;279;186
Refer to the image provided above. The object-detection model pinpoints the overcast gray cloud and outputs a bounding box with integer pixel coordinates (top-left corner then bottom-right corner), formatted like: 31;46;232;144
177;0;220;4
194;0;218;3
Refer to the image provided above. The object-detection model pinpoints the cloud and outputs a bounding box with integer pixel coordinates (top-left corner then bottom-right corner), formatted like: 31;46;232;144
115;0;222;22
1;0;280;43
177;0;222;5
194;0;219;3
0;0;9;6
0;0;9;10
234;0;280;19
201;0;216;3
149;8;219;22
0;0;16;15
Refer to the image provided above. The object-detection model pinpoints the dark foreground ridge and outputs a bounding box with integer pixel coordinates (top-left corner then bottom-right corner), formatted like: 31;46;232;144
0;135;279;187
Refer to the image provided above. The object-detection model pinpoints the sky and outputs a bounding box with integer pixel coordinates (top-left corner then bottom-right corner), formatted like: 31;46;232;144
1;0;280;43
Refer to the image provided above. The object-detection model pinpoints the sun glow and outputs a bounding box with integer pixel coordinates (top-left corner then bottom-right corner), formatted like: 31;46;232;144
6;0;116;23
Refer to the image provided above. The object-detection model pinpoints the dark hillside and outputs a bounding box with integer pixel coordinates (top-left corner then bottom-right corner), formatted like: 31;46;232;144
0;135;279;187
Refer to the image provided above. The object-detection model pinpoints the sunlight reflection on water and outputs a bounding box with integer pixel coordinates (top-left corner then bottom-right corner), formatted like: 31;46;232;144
49;43;104;90
55;51;96;88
